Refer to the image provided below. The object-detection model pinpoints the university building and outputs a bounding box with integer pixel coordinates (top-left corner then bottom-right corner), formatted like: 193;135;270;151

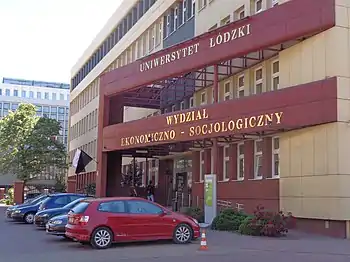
69;0;350;238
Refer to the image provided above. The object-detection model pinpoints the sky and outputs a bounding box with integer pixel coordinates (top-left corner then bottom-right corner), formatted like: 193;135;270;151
0;0;123;84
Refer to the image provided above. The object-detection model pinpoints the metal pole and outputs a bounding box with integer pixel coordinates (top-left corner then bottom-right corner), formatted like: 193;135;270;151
133;156;136;186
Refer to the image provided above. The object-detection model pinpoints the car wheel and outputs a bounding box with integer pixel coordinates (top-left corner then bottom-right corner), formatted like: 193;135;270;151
173;223;193;244
90;227;113;249
24;212;35;224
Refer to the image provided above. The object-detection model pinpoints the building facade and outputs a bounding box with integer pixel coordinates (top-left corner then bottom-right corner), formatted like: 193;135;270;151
0;77;70;186
69;0;350;238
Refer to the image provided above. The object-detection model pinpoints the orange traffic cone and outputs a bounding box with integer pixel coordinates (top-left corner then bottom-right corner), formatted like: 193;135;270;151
199;229;208;251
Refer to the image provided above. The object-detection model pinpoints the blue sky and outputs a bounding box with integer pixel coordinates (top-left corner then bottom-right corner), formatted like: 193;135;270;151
0;0;122;84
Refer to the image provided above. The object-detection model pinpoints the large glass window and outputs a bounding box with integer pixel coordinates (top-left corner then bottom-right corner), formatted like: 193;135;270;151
254;140;263;179
254;68;263;94
272;137;280;177
272;60;280;91
237;143;244;180
126;200;163;214
223;146;230;181
98;201;126;213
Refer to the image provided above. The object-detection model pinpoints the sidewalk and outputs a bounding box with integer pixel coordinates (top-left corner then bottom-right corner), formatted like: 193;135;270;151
203;229;350;257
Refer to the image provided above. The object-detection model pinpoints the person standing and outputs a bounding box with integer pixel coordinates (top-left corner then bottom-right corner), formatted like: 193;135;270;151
129;185;138;197
146;180;155;202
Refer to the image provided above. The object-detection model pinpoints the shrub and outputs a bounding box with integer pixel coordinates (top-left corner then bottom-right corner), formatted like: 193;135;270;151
181;207;204;223
211;208;249;231
239;205;294;237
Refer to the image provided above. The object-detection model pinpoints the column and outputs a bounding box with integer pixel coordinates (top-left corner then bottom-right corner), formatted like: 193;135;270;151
106;151;122;197
216;146;224;181
244;140;254;179
158;159;173;206
229;144;238;180
14;181;24;205
204;149;211;174
262;137;272;178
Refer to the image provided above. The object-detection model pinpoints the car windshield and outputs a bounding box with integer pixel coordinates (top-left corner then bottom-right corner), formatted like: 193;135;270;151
30;195;48;205
63;197;86;209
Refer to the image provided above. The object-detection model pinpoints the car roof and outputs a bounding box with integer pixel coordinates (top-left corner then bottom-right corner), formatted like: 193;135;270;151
85;197;147;202
48;193;86;197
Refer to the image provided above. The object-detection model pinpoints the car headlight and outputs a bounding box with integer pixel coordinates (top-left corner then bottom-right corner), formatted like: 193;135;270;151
51;220;62;225
41;214;49;217
13;210;21;213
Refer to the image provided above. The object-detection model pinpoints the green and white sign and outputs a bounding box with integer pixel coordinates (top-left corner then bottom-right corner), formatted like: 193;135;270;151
204;174;217;224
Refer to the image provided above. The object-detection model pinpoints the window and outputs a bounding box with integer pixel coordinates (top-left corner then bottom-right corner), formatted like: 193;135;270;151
200;92;206;104
13;90;18;97
189;97;194;108
255;0;263;13
37;92;41;99
0;89;2;95
221;15;230;26
237;143;244;180
171;105;176;112
44;92;49;99
166;14;171;36
200;150;205;181
53;196;70;205
29;91;34;98
272;60;280;91
254;68;263;94
223;146;230;181
52;93;57;100
180;101;185;110
5;89;10;96
272;0;278;7
174;7;178;30
21;90;26;97
71;202;90;214
199;0;207;10
224;81;231;101
272;137;280;177
237;75;245;98
60;93;64;100
98;201;126;213
236;6;245;20
127;200;163;214
254;140;263;179
208;24;217;31
182;0;187;24
191;0;196;17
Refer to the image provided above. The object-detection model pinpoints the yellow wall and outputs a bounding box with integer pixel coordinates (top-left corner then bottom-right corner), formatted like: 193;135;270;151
280;122;350;220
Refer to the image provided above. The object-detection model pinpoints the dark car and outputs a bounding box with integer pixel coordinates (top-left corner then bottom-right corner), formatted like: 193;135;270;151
34;197;93;227
5;194;48;219
46;214;68;237
65;197;200;249
37;193;86;212
10;195;49;223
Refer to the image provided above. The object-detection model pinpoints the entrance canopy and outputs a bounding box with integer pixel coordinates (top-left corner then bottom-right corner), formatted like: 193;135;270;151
98;0;336;157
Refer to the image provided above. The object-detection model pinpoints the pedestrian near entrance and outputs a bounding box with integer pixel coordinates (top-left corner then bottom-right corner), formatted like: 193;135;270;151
146;180;155;202
129;185;138;197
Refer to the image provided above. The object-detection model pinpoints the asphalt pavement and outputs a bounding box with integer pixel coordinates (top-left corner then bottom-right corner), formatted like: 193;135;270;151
1;206;350;262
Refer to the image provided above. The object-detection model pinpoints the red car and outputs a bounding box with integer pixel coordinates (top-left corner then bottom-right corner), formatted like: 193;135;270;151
65;197;200;249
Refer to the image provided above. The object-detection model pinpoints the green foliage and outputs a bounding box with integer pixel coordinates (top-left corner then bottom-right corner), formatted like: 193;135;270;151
211;208;249;231
238;217;255;235
0;104;68;182
181;206;204;223
84;183;96;196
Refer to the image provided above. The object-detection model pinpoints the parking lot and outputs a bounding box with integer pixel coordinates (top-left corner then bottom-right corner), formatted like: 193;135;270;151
2;206;350;262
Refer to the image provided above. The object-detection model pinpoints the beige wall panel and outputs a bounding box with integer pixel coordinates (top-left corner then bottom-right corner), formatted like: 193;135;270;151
313;126;328;175
335;4;349;27
300;131;314;176
325;27;350;78
337;122;350;174
279;197;302;216
336;0;350;8
280;176;302;197
325;123;339;174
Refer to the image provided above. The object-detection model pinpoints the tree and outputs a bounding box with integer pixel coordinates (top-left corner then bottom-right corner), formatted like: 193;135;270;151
0;103;68;183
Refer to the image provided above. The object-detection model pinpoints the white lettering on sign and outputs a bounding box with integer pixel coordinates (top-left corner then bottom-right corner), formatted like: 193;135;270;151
139;23;251;72
139;43;200;72
209;24;251;48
